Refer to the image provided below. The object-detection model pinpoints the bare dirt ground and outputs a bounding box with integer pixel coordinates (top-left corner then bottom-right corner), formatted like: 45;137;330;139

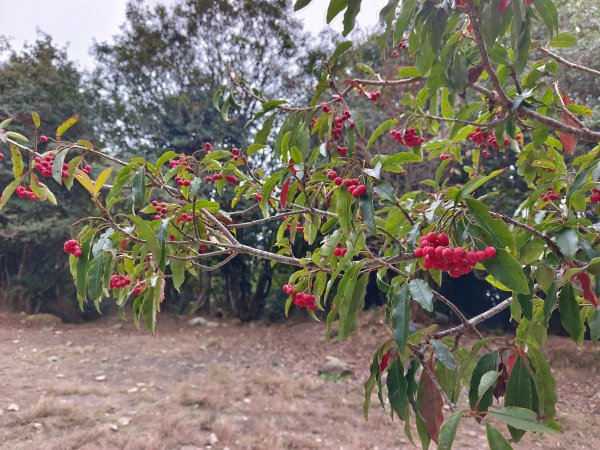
0;308;599;450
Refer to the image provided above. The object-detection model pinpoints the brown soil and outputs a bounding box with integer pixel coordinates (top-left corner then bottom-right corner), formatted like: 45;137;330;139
0;308;598;450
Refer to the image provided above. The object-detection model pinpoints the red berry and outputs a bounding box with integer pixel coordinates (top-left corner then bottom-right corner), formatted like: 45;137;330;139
484;247;497;259
213;174;223;180
334;177;343;186
232;148;240;155
40;136;48;143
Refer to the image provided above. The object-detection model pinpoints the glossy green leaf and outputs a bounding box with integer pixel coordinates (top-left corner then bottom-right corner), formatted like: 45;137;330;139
469;351;498;417
409;279;434;312
392;283;411;352
505;355;532;442
431;340;456;370
489;407;560;434
437;410;463;450
558;284;584;344
486;424;513;450
482;248;530;294
387;358;409;420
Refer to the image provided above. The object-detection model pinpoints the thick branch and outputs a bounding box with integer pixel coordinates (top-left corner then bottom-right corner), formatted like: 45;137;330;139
433;297;513;339
537;47;600;78
471;84;600;142
464;0;511;105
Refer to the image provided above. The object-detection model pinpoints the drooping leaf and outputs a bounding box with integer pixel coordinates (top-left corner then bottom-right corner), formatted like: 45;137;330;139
486;423;514;450
387;358;409;420
56;114;79;139
431;340;456;370
392;282;411;352
558;284;584;344
504;354;532;442
489;407;560;434
469;351;499;418
418;358;444;444
409;279;434;312
437;410;463;450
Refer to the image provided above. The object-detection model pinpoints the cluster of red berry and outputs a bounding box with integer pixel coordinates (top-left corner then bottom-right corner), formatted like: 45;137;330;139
282;284;316;311
365;91;381;101
169;156;192;172
15;185;37;201
391;37;408;57
176;213;193;223
151;200;169;220
204;173;222;183
329;173;367;198
174;176;191;187
33;154;57;178
231;147;241;162
110;274;131;289
468;127;523;158
540;188;560;202
333;243;348;257
413;232;497;278
63;239;83;257
590;188;600;203
390;128;424;147
254;194;262;202
132;281;145;297
225;174;239;184
286;221;304;232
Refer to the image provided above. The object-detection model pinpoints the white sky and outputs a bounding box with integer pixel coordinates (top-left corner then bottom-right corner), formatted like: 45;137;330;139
0;0;389;69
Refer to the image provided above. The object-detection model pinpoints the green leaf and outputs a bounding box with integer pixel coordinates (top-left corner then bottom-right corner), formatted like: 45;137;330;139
6;131;28;143
327;0;348;23
9;144;23;179
479;0;503;47
337;189;353;233
94;167;113;195
455;169;504;204
363;352;381;419
387;358;409;420
255;113;277;145
532;0;558;37
132;168;146;210
0;178;21;211
591;307;600;343
469;351;499;416
392;283;411;352
437;410;463;450
478;370;500;400
330;41;353;63
130;215;162;265
465;198;516;254
88;252;108;300
56;114;79;139
336;266;368;339
294;0;312;10
556;228;579;260
397;66;421;78
359;187;377;234
550;31;577;48
482;249;530;294
526;346;557;418
504;355;532;442
489;407;560;434
31;111;41;128
486;424;514;450
432;340;456;370
393;0;417;47
558;284;584;344
367;118;398;149
409;279;434;312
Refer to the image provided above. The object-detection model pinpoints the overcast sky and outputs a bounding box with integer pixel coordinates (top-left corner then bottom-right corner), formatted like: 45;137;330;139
0;0;388;68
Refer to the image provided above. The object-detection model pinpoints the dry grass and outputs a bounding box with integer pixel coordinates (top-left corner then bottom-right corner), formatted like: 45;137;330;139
46;382;107;397
545;345;600;369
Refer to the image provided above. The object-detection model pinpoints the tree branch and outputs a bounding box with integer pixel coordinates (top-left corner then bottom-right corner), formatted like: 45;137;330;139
536;47;600;78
